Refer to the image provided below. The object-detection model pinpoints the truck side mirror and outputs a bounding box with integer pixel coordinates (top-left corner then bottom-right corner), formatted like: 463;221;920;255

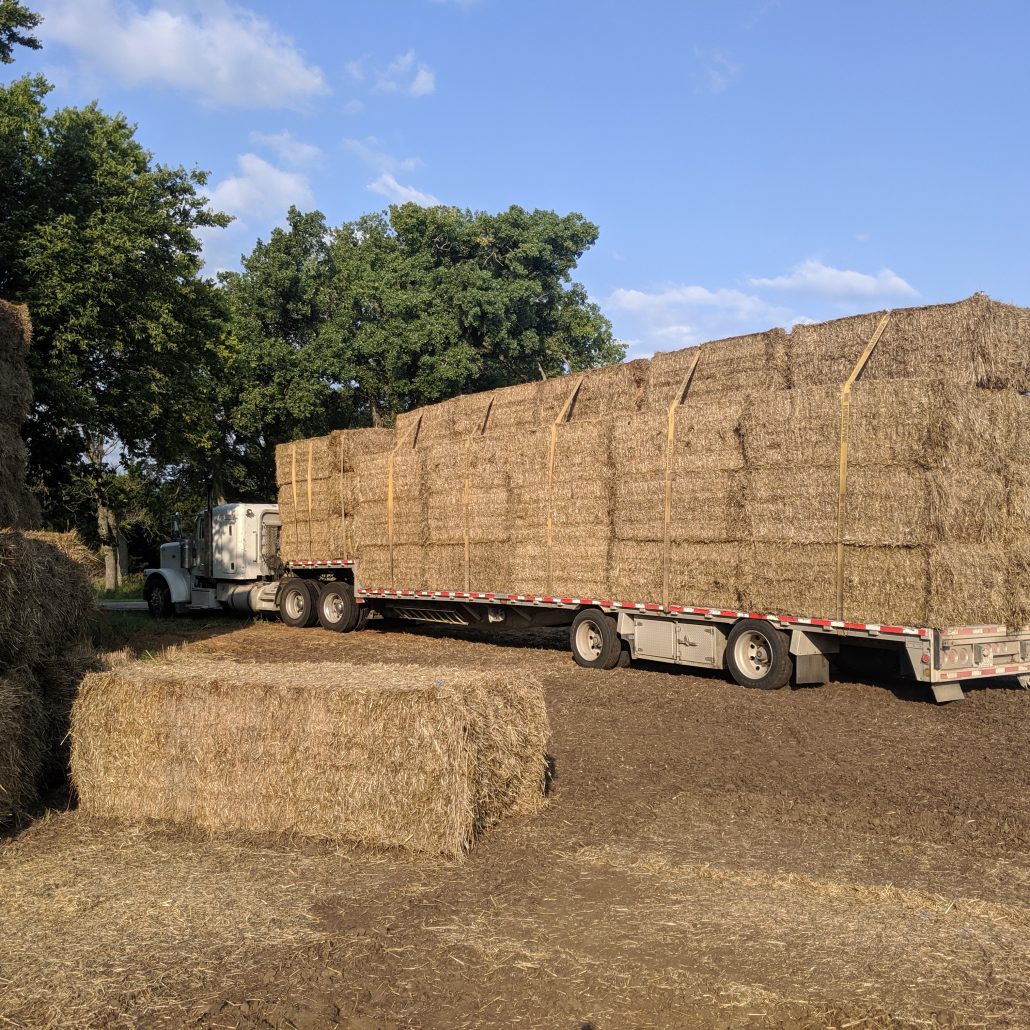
171;513;181;540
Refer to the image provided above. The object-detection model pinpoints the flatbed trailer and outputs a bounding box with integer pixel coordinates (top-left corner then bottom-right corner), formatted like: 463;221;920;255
281;559;1030;703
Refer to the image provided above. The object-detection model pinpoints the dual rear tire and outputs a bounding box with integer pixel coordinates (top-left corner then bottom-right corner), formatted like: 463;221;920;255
278;579;364;633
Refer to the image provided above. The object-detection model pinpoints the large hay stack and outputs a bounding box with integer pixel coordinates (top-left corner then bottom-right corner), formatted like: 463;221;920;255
277;294;1030;628
0;302;97;825
71;657;550;857
0;302;41;528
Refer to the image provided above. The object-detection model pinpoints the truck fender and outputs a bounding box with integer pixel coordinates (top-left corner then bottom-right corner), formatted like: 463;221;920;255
143;567;192;605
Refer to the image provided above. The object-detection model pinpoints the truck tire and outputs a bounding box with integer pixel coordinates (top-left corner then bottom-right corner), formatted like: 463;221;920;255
279;579;319;628
725;619;792;690
570;609;623;670
316;581;360;632
354;606;370;631
145;575;173;620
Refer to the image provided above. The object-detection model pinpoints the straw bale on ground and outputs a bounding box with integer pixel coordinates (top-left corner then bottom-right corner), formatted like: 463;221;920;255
0;530;96;825
71;657;550;857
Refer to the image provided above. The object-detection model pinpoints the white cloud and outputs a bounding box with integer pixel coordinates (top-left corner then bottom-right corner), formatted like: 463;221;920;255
606;257;917;357
748;259;917;299
208;153;313;218
608;284;778;321
410;66;436;97
39;0;328;109
343;99;365;115
606;282;801;355
344;137;422;173
693;48;739;95
345;49;437;98
368;172;440;207
249;131;321;167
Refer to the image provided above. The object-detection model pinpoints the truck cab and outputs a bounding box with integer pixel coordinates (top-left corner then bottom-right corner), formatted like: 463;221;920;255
144;503;282;617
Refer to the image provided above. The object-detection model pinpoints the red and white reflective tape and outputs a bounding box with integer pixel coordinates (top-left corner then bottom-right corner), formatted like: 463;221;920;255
937;662;1030;681
353;586;929;637
287;559;355;568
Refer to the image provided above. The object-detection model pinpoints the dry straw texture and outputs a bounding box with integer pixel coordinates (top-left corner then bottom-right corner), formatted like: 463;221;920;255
0;301;40;529
71;657;550;857
0;531;97;824
276;295;1030;627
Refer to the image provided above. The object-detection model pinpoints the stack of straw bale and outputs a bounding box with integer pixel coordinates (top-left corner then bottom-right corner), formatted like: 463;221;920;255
277;294;1030;628
0;304;98;825
0;530;98;824
71;657;550;857
0;303;41;528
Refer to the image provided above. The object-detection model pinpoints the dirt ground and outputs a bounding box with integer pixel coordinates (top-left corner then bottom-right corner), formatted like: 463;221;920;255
2;615;1029;1029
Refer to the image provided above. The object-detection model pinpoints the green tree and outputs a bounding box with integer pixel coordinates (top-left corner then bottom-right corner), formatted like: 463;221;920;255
0;0;41;64
0;75;229;585
219;202;624;496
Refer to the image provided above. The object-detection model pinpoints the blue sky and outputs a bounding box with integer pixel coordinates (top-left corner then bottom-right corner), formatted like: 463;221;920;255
10;0;1030;358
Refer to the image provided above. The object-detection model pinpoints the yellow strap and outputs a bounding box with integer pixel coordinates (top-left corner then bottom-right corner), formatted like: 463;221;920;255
663;353;701;608
835;312;891;617
546;378;584;595
339;433;348;557
290;443;299;555
387;415;422;588
463;399;494;593
306;440;314;557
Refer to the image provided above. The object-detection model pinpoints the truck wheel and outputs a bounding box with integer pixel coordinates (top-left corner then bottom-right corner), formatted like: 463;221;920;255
354;606;370;631
726;620;792;689
570;609;623;670
145;576;173;620
317;581;360;632
279;579;318;628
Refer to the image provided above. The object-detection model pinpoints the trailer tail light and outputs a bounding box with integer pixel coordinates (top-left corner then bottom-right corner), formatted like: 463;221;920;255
940;645;971;670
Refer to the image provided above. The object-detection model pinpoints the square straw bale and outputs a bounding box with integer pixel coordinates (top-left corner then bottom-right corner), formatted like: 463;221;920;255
924;544;1013;628
71;659;550;858
0;531;96;670
479;380;541;433
648;329;788;408
422;543;466;591
354;544;391;587
737;543;836;617
738;387;839;469
608;539;663;602
0;669;47;825
668;541;745;610
861;295;1030;392
0;351;32;428
550;525;611;600
569;360;650;421
842;546;929;625
469;542;512;592
0;430;40;529
675;395;747;472
787;310;892;389
0;301;31;363
669;469;744;544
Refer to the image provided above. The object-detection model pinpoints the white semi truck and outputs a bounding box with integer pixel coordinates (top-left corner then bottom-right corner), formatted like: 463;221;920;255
145;500;1030;703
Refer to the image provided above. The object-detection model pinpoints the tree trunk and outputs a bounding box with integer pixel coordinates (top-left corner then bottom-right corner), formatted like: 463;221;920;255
97;500;128;591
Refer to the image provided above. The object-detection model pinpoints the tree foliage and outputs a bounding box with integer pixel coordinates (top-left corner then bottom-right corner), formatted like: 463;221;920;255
0;0;41;64
217;202;623;496
0;74;228;576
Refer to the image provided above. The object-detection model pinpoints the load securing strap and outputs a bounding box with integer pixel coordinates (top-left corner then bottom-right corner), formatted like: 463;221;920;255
387;415;422;588
291;443;300;556
339;433;348;557
835;312;891;618
663;353;701;609
464;398;494;593
306;439;314;557
546;378;584;596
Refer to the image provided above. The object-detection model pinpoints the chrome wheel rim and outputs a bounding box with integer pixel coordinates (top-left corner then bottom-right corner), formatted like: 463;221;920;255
323;591;344;624
285;588;306;621
734;631;772;679
575;620;604;660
